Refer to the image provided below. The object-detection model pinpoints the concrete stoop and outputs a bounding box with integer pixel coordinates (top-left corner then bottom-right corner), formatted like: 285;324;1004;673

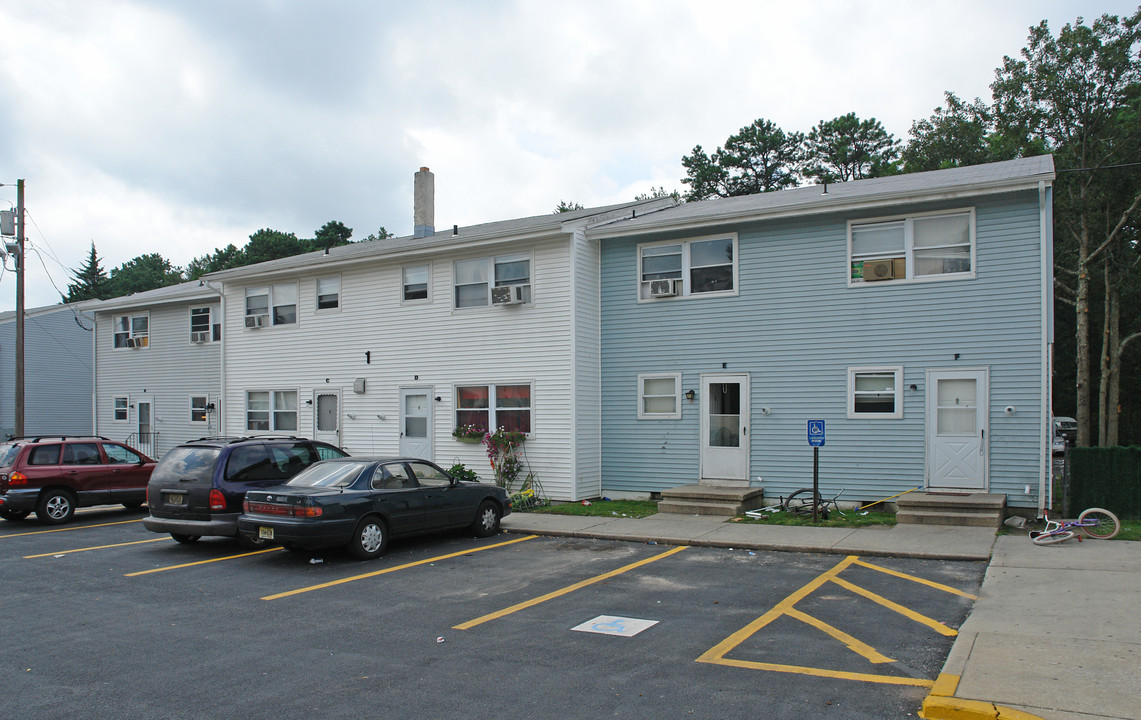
896;492;1006;527
658;484;766;516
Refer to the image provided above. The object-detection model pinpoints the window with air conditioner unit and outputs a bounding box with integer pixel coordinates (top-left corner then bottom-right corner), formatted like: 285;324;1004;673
245;283;297;327
454;254;532;308
190;306;220;343
244;314;268;329
638;234;737;300
190;331;209;343
491;284;527;305
849;209;975;286
113;313;149;349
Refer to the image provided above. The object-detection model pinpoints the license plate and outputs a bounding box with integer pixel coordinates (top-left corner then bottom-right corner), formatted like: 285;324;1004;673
258;526;274;540
167;493;184;505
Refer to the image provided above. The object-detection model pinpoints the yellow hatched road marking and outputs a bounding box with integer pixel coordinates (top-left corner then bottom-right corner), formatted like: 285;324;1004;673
24;537;167;557
713;658;933;687
784;607;894;664
126;547;283;575
0;518;144;538
854;559;979;599
454;545;689;630
262;535;538;600
829;576;958;636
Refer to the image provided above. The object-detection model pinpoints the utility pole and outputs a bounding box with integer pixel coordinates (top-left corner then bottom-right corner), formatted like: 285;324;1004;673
15;179;25;437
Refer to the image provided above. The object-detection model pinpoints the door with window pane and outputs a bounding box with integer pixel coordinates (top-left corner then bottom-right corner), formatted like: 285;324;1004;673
927;369;988;491
400;388;433;459
700;374;749;483
313;391;340;447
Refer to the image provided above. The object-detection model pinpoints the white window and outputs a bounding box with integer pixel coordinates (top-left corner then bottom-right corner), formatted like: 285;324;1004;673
113;314;149;348
403;264;430;302
455;384;532;434
245;284;297;326
113;396;129;422
638;234;737;300
247;390;298;431
638;373;682;419
847;366;904;419
316;276;340;310
190;307;220;343
454;255;532;308
190;395;209;424
849;209;974;285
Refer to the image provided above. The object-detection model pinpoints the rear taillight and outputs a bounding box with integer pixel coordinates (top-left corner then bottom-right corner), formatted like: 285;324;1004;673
9;471;27;486
208;488;226;511
244;500;322;518
293;505;323;518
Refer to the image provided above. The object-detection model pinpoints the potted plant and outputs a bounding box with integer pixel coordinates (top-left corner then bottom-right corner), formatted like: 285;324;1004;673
452;424;486;443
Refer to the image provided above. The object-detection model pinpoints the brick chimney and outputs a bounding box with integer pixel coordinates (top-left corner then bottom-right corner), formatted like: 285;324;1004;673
413;167;434;238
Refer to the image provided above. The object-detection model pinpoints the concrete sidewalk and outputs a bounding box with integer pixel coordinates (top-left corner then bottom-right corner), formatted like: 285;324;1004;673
500;513;1140;720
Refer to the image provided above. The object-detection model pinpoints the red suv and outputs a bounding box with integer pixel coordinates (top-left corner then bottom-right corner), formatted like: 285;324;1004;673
0;436;156;524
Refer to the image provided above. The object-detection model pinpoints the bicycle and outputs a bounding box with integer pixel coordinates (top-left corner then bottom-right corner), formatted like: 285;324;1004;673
780;488;845;520
1028;508;1121;545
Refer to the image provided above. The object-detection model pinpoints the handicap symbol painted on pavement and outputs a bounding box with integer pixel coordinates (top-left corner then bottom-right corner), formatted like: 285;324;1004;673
573;615;659;638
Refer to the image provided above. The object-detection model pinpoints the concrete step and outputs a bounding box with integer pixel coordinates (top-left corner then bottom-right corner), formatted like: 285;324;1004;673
658;484;766;516
895;492;1005;527
896;509;1003;527
657;500;743;516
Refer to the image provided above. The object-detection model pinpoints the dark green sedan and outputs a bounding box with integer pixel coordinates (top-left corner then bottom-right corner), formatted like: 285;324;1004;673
236;457;510;559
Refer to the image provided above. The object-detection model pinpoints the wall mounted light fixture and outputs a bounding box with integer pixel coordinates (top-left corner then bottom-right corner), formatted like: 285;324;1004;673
684;389;695;402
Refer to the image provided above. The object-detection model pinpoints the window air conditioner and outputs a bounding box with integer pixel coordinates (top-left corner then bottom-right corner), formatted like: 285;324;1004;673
862;259;896;282
190;331;209;344
491;284;527;305
125;337;137;348
648;279;679;297
245;314;268;328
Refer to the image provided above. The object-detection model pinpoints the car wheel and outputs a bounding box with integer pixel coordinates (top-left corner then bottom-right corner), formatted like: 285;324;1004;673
348;516;387;560
471;500;502;538
237;534;271;550
170;533;201;544
36;490;76;524
0;508;31;521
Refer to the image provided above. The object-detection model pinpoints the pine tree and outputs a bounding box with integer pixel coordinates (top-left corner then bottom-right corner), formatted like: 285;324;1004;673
66;242;110;302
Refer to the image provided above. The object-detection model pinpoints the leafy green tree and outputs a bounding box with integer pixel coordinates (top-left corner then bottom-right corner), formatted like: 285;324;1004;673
992;10;1141;445
105;254;184;297
554;201;584;213
802;112;900;183
363;226;395;242
634;186;682;203
901;92;1026;172
65;242;111;302
187;244;243;279
242;228;307;265
311;220;353;251
682;119;803;201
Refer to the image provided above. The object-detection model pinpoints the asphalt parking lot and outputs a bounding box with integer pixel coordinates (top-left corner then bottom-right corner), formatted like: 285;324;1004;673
1;506;986;720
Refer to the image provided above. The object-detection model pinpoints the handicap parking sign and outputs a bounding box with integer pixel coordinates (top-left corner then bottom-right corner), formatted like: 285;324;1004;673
807;420;825;447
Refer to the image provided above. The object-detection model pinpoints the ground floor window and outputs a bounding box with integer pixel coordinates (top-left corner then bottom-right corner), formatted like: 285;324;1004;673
191;395;209;424
638;373;681;419
847;366;903;418
113;396;129;422
455;383;532;434
247;390;298;431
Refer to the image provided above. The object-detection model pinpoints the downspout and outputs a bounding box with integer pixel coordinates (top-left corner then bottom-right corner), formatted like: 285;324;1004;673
90;311;98;437
1039;180;1053;516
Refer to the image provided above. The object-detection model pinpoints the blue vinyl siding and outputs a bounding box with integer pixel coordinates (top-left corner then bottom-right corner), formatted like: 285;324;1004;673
600;191;1046;507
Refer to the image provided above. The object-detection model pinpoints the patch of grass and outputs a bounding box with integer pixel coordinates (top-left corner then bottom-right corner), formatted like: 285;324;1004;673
527;499;659;519
732;509;897;528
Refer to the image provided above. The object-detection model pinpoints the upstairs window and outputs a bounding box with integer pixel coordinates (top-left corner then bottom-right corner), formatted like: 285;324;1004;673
113;314;149;348
245;284;298;327
316;276;340;310
403;264;430;302
639;235;737;300
454;255;531;308
849;210;974;285
190;307;221;343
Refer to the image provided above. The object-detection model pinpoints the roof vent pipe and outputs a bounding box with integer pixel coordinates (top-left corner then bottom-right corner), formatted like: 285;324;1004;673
414;167;435;238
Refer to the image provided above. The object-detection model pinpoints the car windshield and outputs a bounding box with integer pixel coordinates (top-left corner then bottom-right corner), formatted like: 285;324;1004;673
286;461;371;488
151;446;222;483
0;444;20;468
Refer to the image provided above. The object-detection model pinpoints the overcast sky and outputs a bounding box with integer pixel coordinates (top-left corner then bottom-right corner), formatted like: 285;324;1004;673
0;0;1134;311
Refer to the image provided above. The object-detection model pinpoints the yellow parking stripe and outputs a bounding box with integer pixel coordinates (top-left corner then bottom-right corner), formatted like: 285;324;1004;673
853;559;979;599
0;518;144;538
454;545;689;630
784;607;894;664
126;547;283;575
262;535;537;600
24;537;167;557
829;576;957;636
712;658;933;687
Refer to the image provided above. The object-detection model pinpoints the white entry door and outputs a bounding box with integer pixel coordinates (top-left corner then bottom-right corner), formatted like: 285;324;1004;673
400;387;433;459
313;391;341;446
927;369;988;491
700;374;749;483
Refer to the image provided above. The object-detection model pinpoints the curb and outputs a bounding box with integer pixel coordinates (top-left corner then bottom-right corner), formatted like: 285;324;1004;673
921;674;1046;720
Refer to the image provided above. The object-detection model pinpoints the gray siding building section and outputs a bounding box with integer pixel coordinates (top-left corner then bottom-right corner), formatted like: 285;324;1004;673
596;157;1052;510
0;304;94;439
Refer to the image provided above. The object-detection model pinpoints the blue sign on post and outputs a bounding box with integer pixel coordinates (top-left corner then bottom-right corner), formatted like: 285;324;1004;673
807;419;826;447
